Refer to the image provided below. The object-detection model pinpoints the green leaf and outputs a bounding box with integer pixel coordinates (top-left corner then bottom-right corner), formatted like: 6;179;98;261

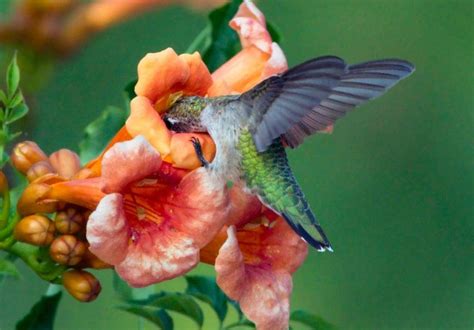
185;275;228;323
267;21;281;44
132;292;204;327
0;130;8;145
78;106;127;163
124;79;137;103
0;89;7;106
119;306;173;330
6;103;28;124
6;53;20;98
113;272;134;300
186;25;212;55
229;300;244;321
122;80;136;115
225;319;255;329
16;288;62;330
201;0;242;71
9;175;27;212
0;258;20;279
113;272;155;301
8;91;24;109
290;310;336;330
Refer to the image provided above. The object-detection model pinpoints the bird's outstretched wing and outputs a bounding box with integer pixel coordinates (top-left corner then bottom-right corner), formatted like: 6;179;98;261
240;56;415;152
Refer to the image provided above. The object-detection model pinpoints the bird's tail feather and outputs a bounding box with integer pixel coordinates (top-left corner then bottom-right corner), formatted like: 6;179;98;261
282;210;333;252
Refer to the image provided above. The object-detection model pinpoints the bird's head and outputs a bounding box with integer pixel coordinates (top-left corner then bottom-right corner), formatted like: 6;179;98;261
163;96;208;133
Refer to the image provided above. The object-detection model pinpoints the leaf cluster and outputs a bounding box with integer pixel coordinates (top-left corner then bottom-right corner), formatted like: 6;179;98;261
117;275;335;330
16;288;62;330
0;53;29;168
117;275;250;330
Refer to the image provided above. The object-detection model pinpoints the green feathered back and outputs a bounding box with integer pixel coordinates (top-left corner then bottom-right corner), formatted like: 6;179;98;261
238;130;332;250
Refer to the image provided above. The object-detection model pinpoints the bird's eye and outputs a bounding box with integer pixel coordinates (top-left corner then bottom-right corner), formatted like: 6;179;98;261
163;115;174;130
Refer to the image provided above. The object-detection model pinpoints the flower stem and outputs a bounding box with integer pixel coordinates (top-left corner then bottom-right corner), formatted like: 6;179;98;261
0;186;10;230
186;25;212;54
7;242;66;283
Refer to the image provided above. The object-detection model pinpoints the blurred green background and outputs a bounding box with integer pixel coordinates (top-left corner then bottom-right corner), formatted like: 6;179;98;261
1;0;473;329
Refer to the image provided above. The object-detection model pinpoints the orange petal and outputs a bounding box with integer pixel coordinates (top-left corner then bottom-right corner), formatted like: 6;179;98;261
169;133;216;170
321;125;334;134
126;96;172;157
226;182;262;227
134;48;190;103
85;126;132;176
179;52;213;96
101;135;162;193
209;46;270;96
200;228;228;265
238;218;308;272
215;226;294;330
47;178;106;210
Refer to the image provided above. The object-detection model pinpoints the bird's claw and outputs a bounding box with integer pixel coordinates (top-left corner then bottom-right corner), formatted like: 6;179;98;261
190;137;209;168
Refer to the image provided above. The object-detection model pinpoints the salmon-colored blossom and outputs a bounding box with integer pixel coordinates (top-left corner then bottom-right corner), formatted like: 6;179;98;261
200;185;308;330
87;136;229;286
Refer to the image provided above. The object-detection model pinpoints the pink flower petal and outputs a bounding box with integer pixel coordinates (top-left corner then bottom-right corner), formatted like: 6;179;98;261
261;42;288;78
167;168;230;247
216;226;292;330
101;135;162;193
230;0;272;53
226;182;262;227
235;0;266;24
115;227;199;287
87;193;129;265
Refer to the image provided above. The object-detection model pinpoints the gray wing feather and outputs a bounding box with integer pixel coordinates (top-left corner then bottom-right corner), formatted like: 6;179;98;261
240;56;347;152
283;59;414;147
241;57;414;151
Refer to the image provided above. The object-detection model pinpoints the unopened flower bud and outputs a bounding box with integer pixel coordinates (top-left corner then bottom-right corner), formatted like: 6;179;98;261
49;235;87;266
62;270;101;302
49;149;81;179
17;183;58;216
82;209;92;220
26;161;55;182
79;250;112;269
0;171;8;193
11;141;48;174
54;208;85;234
14;215;55;246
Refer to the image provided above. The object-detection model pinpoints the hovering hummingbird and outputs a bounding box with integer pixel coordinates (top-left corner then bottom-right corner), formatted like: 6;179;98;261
164;56;414;251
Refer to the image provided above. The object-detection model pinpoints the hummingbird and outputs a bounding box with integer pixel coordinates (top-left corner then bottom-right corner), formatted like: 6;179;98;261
164;56;414;251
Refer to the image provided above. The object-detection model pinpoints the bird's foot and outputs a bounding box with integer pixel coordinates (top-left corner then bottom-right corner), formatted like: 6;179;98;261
190;137;209;168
